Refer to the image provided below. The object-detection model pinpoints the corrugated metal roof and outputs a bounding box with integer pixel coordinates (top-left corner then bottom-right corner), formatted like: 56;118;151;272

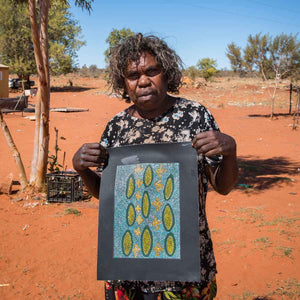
0;64;9;68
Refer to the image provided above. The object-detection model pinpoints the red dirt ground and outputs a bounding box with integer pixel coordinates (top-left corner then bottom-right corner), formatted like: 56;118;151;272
0;76;299;299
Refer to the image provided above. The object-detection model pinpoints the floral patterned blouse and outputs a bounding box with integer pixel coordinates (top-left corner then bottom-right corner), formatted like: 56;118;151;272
99;97;222;293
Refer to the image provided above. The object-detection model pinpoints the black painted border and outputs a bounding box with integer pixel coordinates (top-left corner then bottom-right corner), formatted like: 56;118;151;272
97;142;201;282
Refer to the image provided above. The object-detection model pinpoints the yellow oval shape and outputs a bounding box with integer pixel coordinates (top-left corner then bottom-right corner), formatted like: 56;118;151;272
122;230;132;256
164;175;174;200
126;203;136;226
141;226;152;257
142;191;150;218
126;174;135;199
163;204;174;231
143;165;153;187
165;233;176;256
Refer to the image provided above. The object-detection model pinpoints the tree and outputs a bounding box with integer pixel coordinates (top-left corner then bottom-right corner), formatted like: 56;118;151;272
226;42;244;75
27;0;93;189
196;58;217;81
0;0;85;80
0;0;35;80
269;33;300;79
268;33;300;118
78;64;89;77
0;0;92;191
48;0;85;75
225;33;300;119
185;66;200;81
243;33;271;80
104;28;135;63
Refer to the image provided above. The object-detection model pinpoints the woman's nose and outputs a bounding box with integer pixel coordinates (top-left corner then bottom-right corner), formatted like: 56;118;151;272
138;74;151;87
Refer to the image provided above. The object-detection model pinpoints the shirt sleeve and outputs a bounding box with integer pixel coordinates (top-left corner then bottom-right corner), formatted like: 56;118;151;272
99;122;111;148
198;106;223;168
96;122;112;175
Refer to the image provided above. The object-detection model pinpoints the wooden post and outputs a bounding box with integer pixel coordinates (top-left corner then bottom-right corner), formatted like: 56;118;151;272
0;111;28;188
293;89;300;130
298;91;300;125
289;83;293;115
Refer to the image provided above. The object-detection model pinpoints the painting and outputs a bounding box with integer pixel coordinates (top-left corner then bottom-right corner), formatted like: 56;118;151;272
113;163;180;259
97;142;201;282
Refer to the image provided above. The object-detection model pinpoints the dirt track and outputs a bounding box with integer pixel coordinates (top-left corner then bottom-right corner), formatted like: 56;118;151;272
0;76;299;299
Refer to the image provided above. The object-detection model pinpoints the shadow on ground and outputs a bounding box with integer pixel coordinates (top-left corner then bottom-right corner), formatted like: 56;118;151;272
235;156;299;193
50;86;94;92
248;113;292;118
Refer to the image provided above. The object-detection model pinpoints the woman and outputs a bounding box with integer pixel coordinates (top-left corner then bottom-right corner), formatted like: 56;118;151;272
73;33;238;300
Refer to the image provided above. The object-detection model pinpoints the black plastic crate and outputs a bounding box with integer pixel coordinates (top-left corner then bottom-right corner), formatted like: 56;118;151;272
46;171;82;203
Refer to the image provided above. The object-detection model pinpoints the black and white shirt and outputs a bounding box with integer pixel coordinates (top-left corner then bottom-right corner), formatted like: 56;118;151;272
100;97;221;293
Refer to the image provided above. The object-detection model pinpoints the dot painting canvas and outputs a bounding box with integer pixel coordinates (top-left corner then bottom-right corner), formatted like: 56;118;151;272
97;142;201;282
113;163;180;259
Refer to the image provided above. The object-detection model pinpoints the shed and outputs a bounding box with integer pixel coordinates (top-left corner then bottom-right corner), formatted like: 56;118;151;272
0;64;9;98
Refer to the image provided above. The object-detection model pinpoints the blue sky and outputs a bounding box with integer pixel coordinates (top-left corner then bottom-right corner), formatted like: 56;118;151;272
70;0;300;70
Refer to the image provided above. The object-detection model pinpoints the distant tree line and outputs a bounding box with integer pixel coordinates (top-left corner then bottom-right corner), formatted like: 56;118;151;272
226;33;300;81
226;33;300;119
180;33;300;83
76;64;105;77
101;29;300;119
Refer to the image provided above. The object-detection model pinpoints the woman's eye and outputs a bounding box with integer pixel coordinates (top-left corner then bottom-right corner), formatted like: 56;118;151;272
127;73;139;80
147;69;160;77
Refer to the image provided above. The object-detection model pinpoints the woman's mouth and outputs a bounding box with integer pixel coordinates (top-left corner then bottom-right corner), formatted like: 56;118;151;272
137;93;153;101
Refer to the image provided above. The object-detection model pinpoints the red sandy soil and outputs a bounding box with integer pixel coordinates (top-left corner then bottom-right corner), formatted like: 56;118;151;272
0;76;299;299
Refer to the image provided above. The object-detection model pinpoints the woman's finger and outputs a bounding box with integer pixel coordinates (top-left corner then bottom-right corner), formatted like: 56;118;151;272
196;142;220;155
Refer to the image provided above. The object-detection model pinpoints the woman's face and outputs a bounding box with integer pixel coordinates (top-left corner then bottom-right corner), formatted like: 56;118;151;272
124;51;169;118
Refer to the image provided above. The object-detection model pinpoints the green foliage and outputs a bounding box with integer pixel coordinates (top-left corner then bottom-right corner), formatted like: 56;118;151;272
77;64;104;77
226;42;244;75
226;33;300;80
87;64;103;77
269;33;300;79
196;57;217;81
271;278;300;298
74;0;93;13
276;246;293;258
49;43;74;75
243;33;271;79
64;208;81;216
0;0;35;80
48;0;85;75
104;28;135;63
78;64;89;77
184;66;200;80
0;0;85;78
47;127;66;172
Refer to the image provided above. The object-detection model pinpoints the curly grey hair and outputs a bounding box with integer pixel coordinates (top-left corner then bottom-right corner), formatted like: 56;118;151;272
108;33;183;101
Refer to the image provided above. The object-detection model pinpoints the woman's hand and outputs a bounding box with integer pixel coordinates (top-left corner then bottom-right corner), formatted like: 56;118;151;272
192;131;236;157
193;131;238;195
72;143;108;172
72;143;108;199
